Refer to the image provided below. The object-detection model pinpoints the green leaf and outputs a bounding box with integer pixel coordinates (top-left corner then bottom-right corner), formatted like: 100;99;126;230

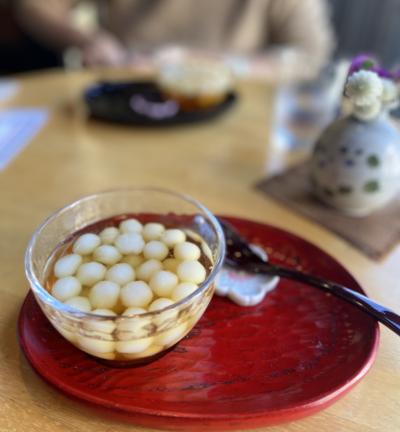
338;185;352;194
367;155;380;167
361;60;375;70
323;187;334;197
363;180;379;192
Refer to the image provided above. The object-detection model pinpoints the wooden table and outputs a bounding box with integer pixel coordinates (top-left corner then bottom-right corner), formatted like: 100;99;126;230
0;69;399;432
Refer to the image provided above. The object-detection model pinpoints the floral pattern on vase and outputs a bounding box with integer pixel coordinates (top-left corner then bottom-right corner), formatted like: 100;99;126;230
310;114;400;216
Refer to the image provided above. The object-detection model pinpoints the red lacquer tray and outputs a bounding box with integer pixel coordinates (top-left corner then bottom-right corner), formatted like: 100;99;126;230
18;217;379;431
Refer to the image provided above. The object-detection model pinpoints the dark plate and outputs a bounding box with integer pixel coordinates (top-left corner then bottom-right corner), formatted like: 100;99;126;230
84;81;237;126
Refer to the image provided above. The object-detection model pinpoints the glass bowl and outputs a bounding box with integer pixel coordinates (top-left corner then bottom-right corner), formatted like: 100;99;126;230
25;188;225;365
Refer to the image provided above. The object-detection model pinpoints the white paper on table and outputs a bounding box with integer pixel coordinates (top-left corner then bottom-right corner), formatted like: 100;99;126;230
0;108;48;171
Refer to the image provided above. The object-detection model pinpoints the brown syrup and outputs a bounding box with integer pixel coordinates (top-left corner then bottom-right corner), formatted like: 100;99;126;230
45;213;214;313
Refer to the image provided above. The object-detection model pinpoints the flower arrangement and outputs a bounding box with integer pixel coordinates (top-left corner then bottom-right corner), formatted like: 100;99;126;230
344;55;399;121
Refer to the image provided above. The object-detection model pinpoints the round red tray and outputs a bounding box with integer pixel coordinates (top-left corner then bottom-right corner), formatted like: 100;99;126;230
18;217;379;431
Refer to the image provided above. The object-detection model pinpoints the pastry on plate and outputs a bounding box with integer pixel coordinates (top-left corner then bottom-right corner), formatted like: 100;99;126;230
157;59;233;111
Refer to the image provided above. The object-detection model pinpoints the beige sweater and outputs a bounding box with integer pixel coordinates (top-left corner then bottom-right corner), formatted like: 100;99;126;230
97;0;334;67
16;0;334;76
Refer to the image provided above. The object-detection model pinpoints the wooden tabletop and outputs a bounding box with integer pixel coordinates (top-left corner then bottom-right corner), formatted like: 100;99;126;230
0;69;399;432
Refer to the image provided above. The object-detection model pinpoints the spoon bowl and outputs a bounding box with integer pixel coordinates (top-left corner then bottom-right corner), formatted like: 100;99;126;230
219;218;400;337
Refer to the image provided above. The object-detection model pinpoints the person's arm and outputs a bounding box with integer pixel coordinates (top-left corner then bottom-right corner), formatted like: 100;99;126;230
263;0;335;80
207;0;334;81
15;0;90;50
15;0;126;66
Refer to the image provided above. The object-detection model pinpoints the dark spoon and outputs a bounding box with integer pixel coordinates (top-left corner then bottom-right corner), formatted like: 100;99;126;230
219;218;400;336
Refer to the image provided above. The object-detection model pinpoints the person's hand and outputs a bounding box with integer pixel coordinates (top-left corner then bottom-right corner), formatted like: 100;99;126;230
82;32;127;67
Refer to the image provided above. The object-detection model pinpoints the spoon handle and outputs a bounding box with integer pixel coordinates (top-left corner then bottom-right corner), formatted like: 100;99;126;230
246;261;400;336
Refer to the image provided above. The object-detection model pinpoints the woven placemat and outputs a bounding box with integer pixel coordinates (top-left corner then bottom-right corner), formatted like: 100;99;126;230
255;163;400;260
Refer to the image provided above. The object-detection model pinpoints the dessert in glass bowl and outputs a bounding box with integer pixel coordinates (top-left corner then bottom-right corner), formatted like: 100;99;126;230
25;188;225;364
157;59;233;111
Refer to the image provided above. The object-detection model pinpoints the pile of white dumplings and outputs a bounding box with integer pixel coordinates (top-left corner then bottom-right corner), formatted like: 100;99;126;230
51;218;208;317
47;218;212;360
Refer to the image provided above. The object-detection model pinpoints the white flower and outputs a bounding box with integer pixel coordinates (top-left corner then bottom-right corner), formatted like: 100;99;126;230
345;70;383;106
381;78;398;103
353;100;382;121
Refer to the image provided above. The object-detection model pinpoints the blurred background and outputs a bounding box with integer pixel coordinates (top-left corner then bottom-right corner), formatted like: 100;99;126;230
1;0;400;74
1;0;400;158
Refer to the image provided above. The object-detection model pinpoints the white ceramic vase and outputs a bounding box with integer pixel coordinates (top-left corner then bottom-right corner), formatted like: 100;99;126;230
310;114;400;216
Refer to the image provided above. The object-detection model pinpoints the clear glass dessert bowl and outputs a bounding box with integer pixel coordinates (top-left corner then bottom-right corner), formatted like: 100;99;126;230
25;188;225;364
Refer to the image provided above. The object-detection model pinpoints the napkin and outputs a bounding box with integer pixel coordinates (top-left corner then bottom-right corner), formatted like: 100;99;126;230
256;163;400;260
0;108;48;171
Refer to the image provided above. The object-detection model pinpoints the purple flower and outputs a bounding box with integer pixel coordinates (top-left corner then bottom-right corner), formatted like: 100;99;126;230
348;54;394;80
349;54;378;75
370;66;393;79
392;68;400;81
